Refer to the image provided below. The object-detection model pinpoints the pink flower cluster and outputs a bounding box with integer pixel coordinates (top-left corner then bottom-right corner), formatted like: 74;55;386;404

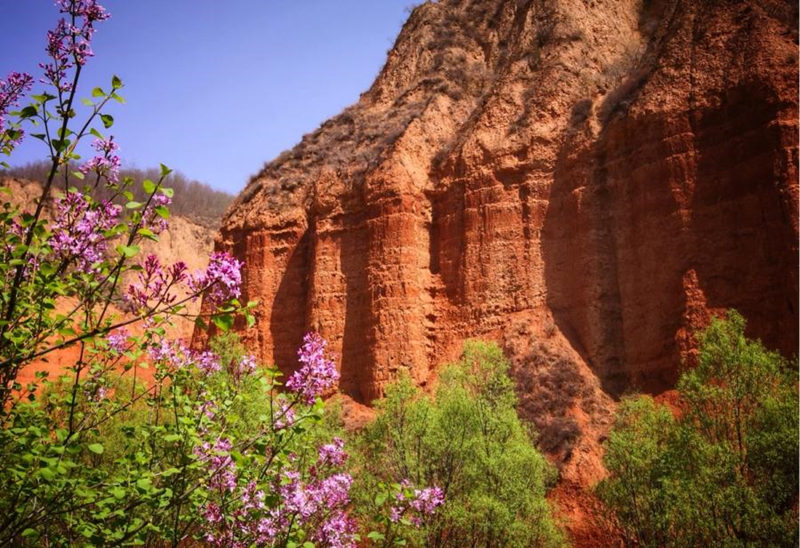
106;327;129;354
199;440;357;547
0;71;33;139
390;482;445;527
225;354;257;382
195;437;237;493
125;251;243;315
50;191;121;273
317;437;347;467
79;137;121;184
139;192;171;234
187;251;243;308
42;0;110;91
124;254;188;313
273;399;296;431
146;339;224;377
285;332;339;405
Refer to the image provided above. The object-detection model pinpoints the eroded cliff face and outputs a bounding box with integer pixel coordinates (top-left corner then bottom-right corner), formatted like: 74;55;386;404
208;0;798;484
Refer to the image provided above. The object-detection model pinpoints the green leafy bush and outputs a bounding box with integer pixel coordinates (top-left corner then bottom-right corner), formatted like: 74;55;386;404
351;341;565;547
598;310;799;546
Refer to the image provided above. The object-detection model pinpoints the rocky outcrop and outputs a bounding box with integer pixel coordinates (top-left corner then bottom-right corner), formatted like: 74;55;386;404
210;0;798;484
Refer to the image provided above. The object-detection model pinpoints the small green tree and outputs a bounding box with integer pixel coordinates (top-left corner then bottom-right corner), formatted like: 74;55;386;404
598;310;799;546
352;341;565;547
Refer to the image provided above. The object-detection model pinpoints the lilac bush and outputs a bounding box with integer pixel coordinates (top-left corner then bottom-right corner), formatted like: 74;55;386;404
0;2;448;545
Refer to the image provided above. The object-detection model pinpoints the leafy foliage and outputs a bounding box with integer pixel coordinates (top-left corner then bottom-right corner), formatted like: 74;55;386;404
0;2;372;546
598;310;799;546
351;341;565;547
0;331;357;546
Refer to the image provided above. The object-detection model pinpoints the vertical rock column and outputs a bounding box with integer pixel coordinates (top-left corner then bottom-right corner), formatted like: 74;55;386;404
361;171;432;402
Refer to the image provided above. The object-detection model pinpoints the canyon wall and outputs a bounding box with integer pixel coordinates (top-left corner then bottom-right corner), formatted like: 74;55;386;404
207;0;798;482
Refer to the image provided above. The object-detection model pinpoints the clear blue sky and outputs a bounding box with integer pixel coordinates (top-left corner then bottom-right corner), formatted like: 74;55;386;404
0;1;414;194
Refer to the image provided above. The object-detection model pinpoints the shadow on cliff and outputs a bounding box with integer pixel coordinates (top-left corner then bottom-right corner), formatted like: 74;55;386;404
541;0;683;398
542;79;798;399
338;215;370;402
541;125;628;399
687;80;798;359
269;228;310;380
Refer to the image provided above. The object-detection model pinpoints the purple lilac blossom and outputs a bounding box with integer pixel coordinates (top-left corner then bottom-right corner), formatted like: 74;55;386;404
146;338;223;377
106;327;129;353
388;483;445;526
273;399;296;431
285;332;339;405
138;192;171;234
79;137;121;184
195;350;221;375
317;437;347;467
50;192;121;273
200;440;357;547
188;251;243;308
41;1;109;92
194;437;237;493
235;354;258;376
0;71;33;143
124;255;187;314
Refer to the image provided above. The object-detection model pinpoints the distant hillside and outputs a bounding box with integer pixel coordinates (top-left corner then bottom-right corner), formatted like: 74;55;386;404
2;161;234;229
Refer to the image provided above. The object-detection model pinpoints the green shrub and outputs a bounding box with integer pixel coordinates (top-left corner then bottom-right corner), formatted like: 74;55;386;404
598;310;799;546
351;340;565;547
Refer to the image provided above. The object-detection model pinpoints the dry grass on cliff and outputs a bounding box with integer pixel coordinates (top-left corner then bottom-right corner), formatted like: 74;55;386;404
509;340;606;465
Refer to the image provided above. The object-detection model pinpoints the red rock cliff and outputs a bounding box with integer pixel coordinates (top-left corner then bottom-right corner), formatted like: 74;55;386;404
206;0;798;481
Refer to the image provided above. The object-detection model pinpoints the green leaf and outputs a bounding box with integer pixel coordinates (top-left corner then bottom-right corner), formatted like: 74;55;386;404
88;443;104;454
125;201;143;209
111;75;123;89
212;314;234;332
100;113;114;128
90;127;104;139
111;92;125;104
31;93;55;103
117;245;140;258
159;163;172;177
52;138;71;152
92;87;106;98
367;531;386;541
19;105;37;118
142;179;156;194
72;171;85;180
137;227;158;241
162;187;174;198
81;97;95;107
154;205;169;219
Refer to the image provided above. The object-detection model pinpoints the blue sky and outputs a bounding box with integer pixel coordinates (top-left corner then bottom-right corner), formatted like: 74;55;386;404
0;1;414;193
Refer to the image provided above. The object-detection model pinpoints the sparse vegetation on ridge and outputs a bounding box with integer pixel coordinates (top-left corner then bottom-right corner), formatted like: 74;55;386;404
2;160;233;228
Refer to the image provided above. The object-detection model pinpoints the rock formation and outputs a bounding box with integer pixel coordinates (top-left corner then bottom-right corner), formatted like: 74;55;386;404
209;0;798;486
